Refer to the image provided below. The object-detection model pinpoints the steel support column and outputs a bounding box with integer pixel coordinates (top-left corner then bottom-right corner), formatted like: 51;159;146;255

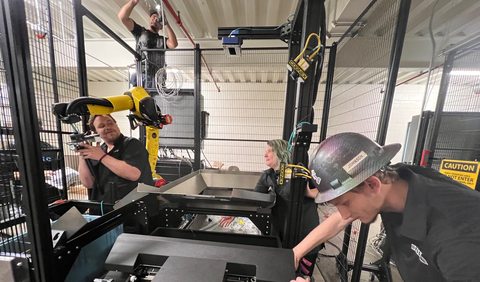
319;43;337;142
426;52;455;167
282;1;303;140
194;44;202;170
46;0;68;199
284;0;325;249
0;0;54;280
72;0;89;131
351;0;412;281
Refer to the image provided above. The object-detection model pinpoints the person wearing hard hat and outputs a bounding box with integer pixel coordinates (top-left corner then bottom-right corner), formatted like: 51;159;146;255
291;132;480;282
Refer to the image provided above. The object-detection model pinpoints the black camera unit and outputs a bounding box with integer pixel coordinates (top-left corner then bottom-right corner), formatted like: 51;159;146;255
68;132;101;150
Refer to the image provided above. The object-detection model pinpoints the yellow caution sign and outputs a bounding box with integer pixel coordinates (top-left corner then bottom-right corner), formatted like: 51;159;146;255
439;159;480;189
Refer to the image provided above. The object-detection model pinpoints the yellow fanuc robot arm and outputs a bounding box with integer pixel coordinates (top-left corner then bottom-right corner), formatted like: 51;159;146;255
52;87;171;180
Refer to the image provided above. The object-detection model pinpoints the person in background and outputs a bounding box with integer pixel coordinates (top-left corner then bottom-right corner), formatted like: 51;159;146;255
292;132;480;282
118;0;178;88
221;139;322;277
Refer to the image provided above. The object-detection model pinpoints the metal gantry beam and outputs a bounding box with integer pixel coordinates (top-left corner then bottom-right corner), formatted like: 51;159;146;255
285;0;326;249
82;0;131;38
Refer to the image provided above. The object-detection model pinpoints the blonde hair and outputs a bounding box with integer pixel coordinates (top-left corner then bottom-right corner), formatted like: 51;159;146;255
267;139;291;165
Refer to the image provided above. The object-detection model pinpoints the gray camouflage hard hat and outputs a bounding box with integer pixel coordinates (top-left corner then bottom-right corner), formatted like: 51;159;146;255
309;132;401;203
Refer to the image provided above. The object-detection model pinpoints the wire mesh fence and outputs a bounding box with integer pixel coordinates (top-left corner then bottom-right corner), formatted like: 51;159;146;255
200;48;289;172
312;48;329;144
49;0;85;200
25;0;66;203
320;0;403;280
327;0;401;140
0;40;29;257
0;0;85;258
428;44;480;171
145;49;197;180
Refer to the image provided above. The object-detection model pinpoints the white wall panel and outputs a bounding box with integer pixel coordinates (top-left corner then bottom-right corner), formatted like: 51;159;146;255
201;81;285;172
88;72;444;173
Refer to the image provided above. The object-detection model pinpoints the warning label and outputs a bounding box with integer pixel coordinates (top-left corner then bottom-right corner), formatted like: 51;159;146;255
439;159;480;189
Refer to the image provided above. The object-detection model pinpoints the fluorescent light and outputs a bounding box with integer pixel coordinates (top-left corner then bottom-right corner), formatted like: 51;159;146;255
166;68;183;74
450;70;480;76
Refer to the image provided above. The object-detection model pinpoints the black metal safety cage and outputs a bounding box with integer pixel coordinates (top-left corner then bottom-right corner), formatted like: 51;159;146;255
0;0;416;280
423;40;480;172
314;0;412;281
72;0;206;173
0;0;55;280
0;0;137;281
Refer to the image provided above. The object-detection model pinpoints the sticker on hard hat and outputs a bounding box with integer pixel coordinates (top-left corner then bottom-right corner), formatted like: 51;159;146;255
311;170;322;185
343;151;368;175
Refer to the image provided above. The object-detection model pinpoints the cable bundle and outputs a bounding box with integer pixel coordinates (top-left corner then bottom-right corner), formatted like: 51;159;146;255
155;66;184;104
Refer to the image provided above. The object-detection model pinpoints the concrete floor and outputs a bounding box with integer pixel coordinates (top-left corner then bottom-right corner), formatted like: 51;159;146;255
312;204;404;282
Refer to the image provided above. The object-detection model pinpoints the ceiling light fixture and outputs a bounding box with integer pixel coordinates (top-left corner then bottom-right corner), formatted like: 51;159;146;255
450;70;480;76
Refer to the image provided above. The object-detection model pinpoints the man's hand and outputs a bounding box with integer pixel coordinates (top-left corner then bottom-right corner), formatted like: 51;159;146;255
290;277;310;282
118;0;139;31
293;247;302;269
76;143;105;161
305;185;318;199
220;216;235;227
161;11;169;25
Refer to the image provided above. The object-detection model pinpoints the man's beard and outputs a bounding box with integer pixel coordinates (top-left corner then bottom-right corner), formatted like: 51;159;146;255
103;132;119;144
150;24;161;33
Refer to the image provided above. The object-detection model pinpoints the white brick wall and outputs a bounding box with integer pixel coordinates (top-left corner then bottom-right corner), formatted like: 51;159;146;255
324;82;439;164
201;82;286;172
88;79;443;170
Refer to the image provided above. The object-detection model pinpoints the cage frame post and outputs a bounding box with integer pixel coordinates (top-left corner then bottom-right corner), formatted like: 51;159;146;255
72;0;89;132
351;0;412;281
194;44;202;170
319;42;337;142
46;0;68;198
425;51;456;167
282;1;302;141
0;0;55;280
284;0;326;249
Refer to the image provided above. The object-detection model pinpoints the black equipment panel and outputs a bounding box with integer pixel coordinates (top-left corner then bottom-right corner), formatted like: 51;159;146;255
105;233;295;281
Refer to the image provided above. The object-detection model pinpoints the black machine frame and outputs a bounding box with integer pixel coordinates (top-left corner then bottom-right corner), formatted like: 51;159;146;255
222;1;411;281
0;0;416;280
0;0;55;280
217;0;328;253
321;0;412;281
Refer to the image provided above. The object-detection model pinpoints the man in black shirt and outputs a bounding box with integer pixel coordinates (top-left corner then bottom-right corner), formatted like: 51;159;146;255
292;132;480;282
118;0;178;88
77;114;153;215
